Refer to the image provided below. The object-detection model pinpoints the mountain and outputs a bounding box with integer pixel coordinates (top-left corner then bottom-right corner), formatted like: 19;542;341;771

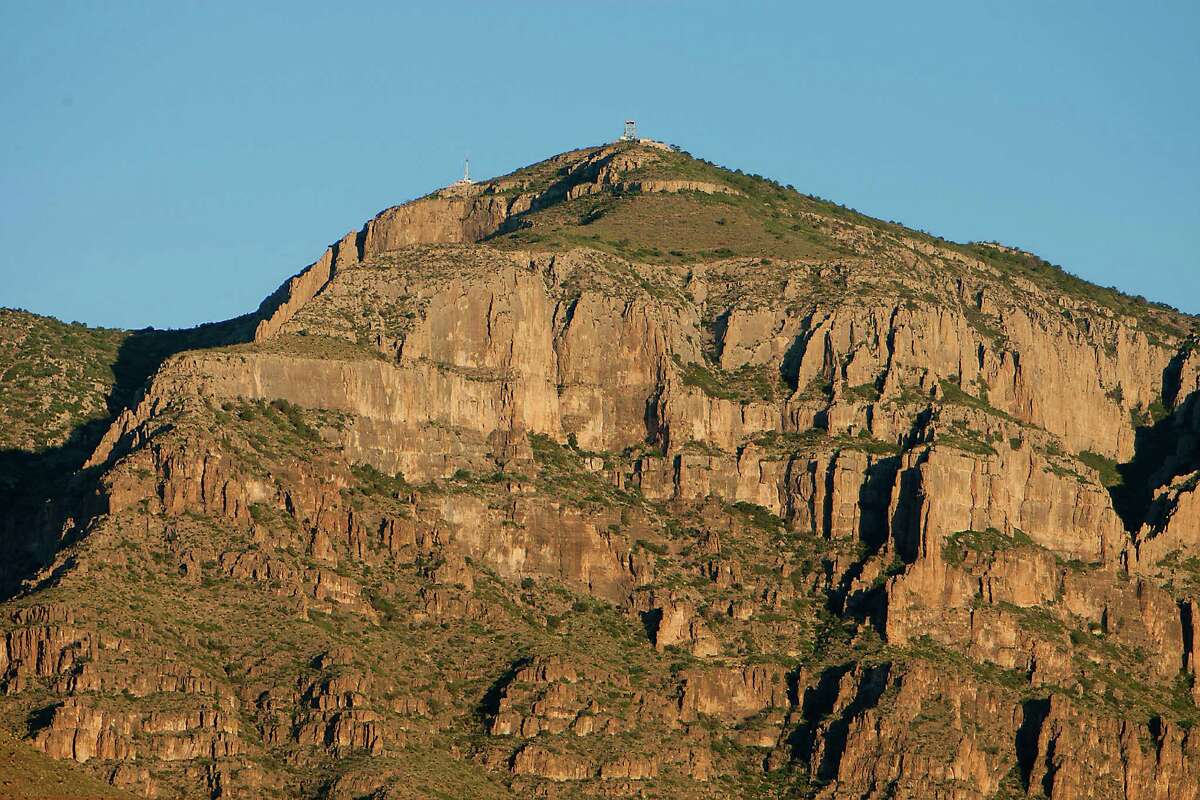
3;140;1200;799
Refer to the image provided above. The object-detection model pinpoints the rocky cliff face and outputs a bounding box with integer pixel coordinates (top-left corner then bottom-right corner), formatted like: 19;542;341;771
2;141;1199;799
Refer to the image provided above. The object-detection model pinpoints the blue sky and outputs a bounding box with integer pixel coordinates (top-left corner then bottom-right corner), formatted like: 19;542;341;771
2;1;1197;329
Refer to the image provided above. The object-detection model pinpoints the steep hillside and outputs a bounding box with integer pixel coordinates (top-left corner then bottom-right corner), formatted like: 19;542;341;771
0;309;255;599
4;141;1200;799
0;728;135;799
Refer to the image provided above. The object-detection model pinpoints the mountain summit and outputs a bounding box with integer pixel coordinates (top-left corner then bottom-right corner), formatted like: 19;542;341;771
2;141;1200;799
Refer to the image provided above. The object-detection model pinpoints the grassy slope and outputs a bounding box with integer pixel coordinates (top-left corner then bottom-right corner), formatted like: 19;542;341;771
0;730;134;799
484;143;1193;340
0;309;128;455
0;308;246;467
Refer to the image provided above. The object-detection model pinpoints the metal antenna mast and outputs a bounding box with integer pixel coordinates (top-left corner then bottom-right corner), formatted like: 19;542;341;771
454;155;474;187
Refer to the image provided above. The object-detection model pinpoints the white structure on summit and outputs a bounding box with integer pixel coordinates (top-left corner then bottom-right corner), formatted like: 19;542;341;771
453;157;474;187
618;119;674;151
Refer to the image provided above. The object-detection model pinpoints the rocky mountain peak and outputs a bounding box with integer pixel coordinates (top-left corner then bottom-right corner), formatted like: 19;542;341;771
3;141;1200;799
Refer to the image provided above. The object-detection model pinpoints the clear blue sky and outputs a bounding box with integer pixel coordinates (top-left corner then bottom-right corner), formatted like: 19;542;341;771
2;2;1197;329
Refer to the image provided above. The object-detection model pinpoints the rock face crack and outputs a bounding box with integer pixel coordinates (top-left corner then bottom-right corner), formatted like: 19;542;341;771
1015;697;1050;792
815;663;891;782
787;664;851;766
1181;600;1195;675
477;657;530;730
1041;729;1060;798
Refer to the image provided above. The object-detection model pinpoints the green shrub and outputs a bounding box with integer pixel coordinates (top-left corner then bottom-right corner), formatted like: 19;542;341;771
942;527;1034;567
1077;450;1122;487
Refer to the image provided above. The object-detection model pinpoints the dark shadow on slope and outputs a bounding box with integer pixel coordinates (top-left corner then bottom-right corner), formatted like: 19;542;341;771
785;664;851;766
23;702;60;736
1015;697;1050;792
829;454;900;619
814;663;890;782
480;147;635;242
476;657;530;731
785;663;892;781
0;315;256;600
1108;384;1200;534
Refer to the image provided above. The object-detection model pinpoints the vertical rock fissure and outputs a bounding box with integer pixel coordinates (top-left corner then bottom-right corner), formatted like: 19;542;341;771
1148;715;1165;761
889;453;929;565
1015;697;1050;792
1180;600;1194;675
477;657;529;730
834;455;901;618
779;312;817;390
639;608;664;647
859;456;899;554
820;458;836;539
787;664;850;766
815;663;891;782
709;308;731;365
1041;730;1060;798
1110;346;1200;532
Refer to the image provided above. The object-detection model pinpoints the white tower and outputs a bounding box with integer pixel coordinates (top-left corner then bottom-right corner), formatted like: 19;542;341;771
621;120;637;141
454;156;474;186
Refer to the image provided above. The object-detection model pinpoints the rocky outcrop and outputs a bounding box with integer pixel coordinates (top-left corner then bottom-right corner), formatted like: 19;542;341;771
510;744;592;781
677;664;789;720
252;230;357;341
884;443;1128;643
250;143;744;346
33;698;240;764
